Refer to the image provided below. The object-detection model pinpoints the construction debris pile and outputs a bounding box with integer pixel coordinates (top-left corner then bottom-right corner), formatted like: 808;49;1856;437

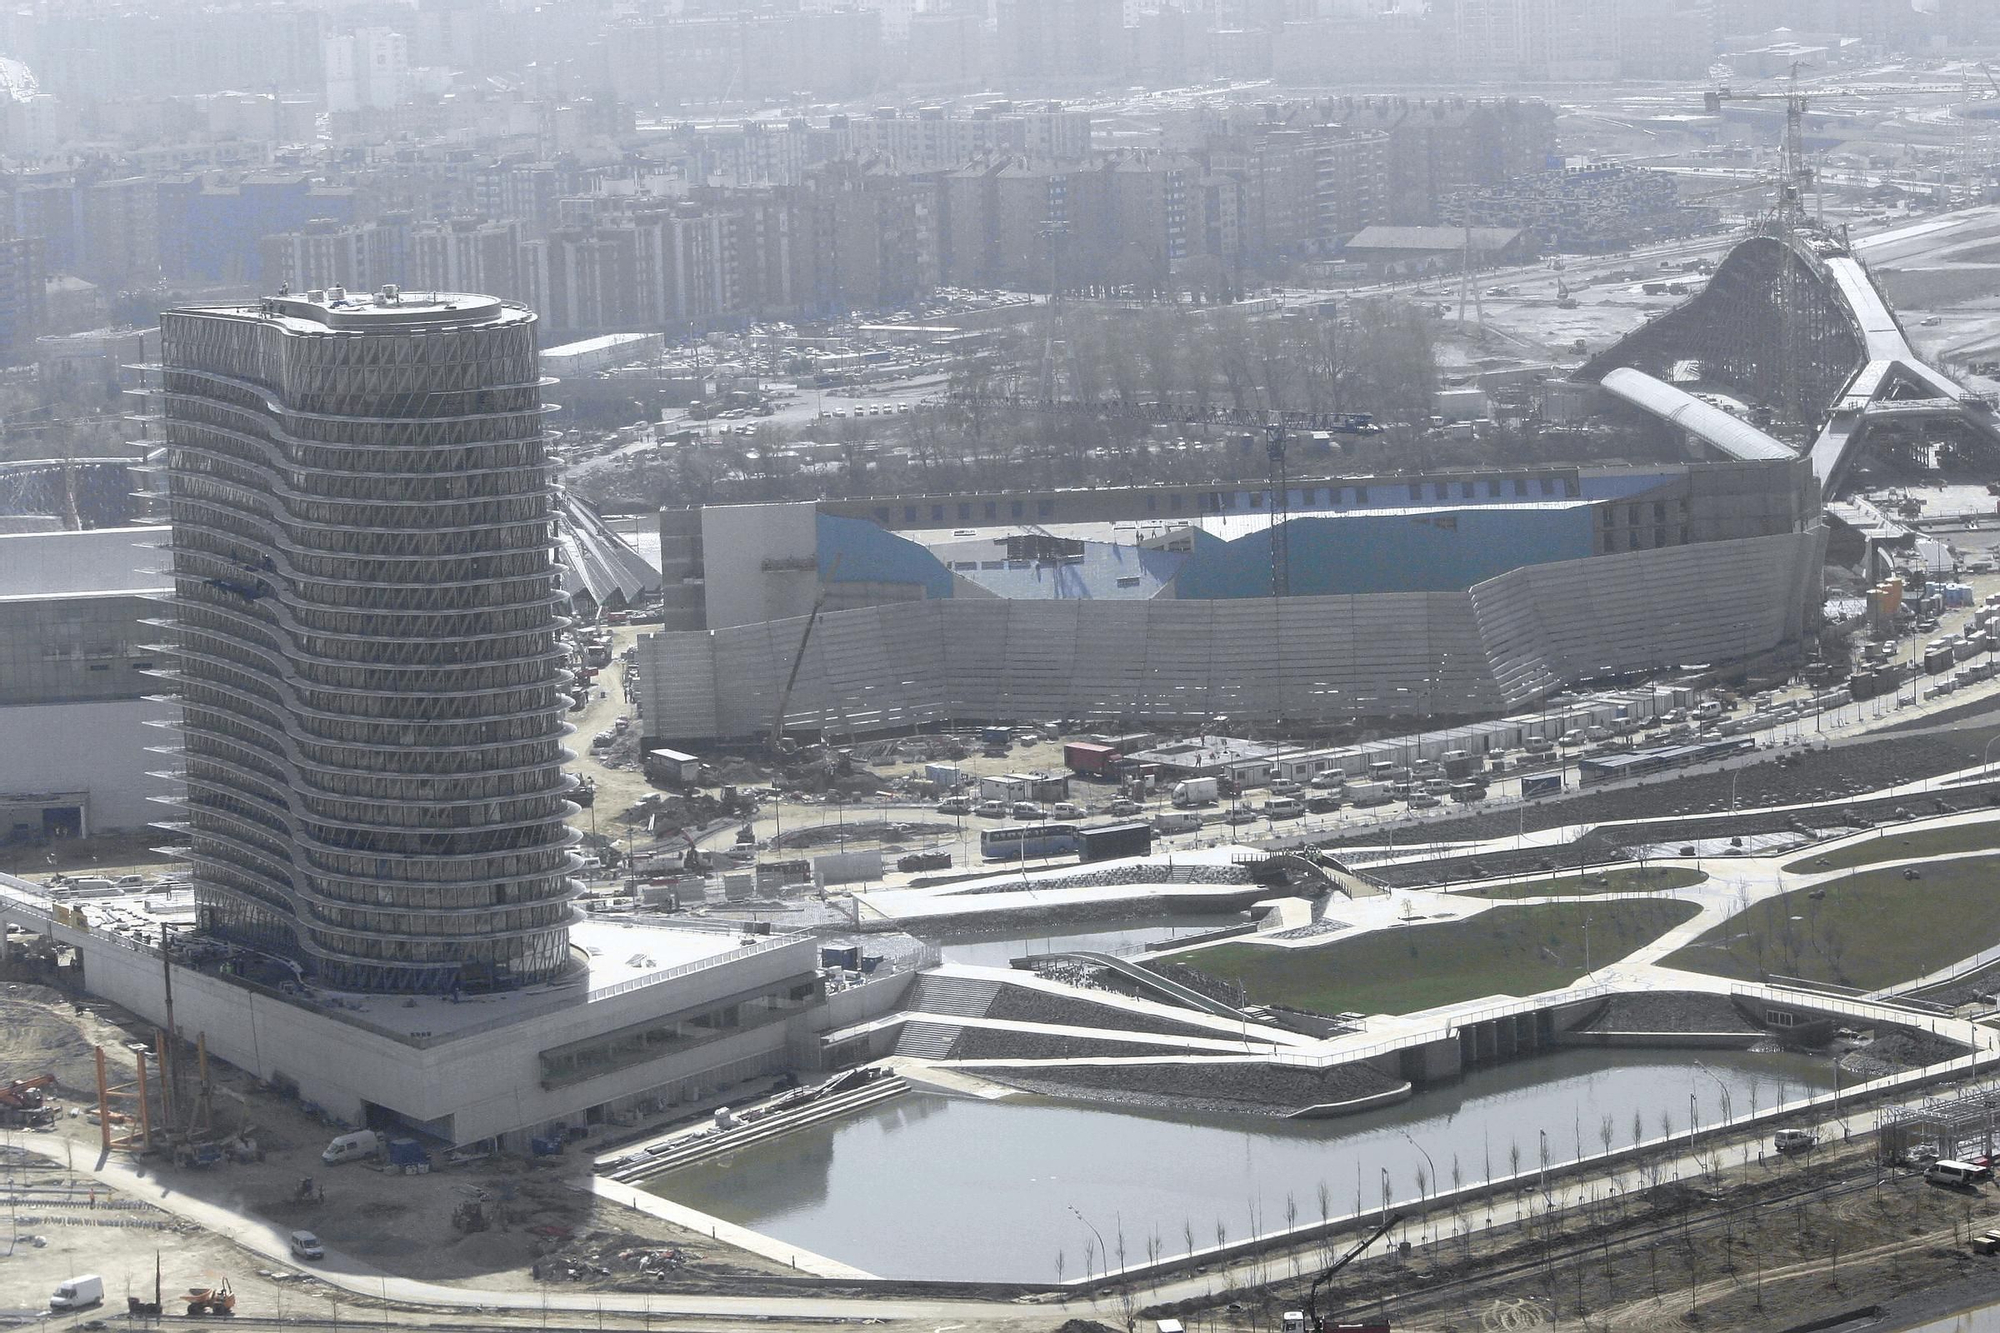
528;1227;779;1283
770;819;952;852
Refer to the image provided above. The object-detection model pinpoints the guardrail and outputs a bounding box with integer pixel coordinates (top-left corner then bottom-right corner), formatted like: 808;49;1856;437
1188;982;1620;1071
583;934;807;1003
1736;981;1988;1039
1876;940;2000;1001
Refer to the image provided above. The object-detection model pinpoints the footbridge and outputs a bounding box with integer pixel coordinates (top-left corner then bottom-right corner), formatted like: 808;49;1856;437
1580;227;2000;495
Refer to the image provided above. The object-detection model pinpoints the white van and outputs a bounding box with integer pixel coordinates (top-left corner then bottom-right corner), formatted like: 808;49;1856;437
321;1130;381;1165
1153;812;1203;834
1261;796;1305;819
1926;1159;1991;1188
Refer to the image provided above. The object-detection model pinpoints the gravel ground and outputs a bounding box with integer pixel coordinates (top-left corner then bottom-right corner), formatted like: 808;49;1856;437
951;863;1252;897
982;984;1230;1039
901;889;1271;936
1320;727;2000;857
1840;1024;1972;1081
1910;959;2000;1008
1575;991;1761;1034
976;1058;1404;1116
1141;958;1249;1007
951;1028;1199;1061
1880;695;2000;734
1361;781;2000;888
1269;916;1353;940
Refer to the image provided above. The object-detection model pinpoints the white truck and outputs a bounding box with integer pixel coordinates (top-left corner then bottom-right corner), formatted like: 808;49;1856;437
50;1275;103;1311
1346;780;1394;807
1171;778;1219;807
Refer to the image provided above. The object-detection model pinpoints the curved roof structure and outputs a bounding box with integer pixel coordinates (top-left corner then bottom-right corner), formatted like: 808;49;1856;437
1600;368;1796;463
1582;227;2000;496
553;493;660;609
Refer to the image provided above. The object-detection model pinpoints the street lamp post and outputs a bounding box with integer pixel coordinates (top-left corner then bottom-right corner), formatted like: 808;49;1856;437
1694;1061;1733;1125
1403;1131;1438;1242
1068;1206;1107;1279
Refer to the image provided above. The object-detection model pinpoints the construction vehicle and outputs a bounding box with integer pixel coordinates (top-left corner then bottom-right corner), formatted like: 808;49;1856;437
1555;276;1577;310
0;1074;56;1127
451;1198;489;1233
49;1275;103;1311
1283;1213;1400;1333
183;1281;234;1316
173;1140;224;1169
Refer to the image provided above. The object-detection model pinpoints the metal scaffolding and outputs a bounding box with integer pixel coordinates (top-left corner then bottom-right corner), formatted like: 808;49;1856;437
1880;1086;2000;1165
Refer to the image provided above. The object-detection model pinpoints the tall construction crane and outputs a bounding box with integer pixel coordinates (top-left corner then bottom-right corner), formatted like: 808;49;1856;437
768;554;841;753
1702;65;1867;429
1703;64;1873;230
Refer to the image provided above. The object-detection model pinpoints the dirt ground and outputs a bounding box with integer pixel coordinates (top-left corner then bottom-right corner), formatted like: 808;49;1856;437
0;974;794;1321
0;829;179;881
0;1147;317;1319
568;625;663;842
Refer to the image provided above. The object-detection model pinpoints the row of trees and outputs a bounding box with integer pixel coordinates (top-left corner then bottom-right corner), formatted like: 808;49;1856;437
579;295;1685;513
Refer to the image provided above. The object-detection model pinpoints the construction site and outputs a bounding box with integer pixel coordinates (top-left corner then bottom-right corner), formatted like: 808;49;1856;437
20;60;2000;1333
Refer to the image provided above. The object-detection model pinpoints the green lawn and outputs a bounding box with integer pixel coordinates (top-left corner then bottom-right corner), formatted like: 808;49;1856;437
1782;819;2000;874
1177;899;1701;1017
1464;866;1707;900
1662;855;2000;990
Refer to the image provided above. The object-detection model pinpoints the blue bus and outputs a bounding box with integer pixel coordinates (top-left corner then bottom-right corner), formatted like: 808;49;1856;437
980;823;1080;862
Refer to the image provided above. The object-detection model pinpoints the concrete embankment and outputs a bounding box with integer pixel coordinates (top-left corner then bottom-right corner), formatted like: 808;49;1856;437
1556;990;1768;1050
609;1076;907;1184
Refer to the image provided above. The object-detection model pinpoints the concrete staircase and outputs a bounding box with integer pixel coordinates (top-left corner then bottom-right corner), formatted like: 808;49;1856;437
907;973;1002;1019
893;1020;963;1059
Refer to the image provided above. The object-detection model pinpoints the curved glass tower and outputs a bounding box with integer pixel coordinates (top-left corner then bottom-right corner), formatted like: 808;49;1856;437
150;290;579;993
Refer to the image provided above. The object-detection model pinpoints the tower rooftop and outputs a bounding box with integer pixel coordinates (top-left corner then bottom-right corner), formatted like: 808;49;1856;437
192;287;528;333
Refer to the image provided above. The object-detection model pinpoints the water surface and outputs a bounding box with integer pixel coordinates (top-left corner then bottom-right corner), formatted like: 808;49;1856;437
657;1046;1837;1282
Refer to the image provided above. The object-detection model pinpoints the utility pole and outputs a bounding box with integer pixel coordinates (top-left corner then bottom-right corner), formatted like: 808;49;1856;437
158;927;180;1134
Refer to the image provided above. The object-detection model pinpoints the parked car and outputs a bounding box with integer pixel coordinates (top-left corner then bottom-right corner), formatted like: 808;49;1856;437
973;800;1008;818
1107;799;1142;817
935;796;973;815
1010;801;1042;819
1050;801;1085;819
